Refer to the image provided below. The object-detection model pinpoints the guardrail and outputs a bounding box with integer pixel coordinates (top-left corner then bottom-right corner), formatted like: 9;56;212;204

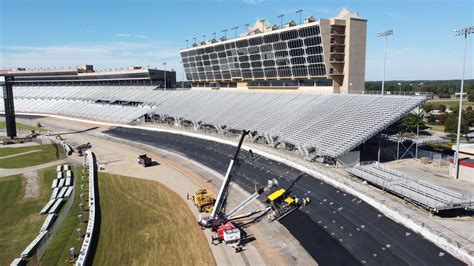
76;150;97;266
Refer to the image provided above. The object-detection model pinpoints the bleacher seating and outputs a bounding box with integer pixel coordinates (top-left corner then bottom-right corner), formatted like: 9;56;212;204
20;231;48;258
0;85;426;158
346;162;474;211
48;198;63;214
40;214;56;232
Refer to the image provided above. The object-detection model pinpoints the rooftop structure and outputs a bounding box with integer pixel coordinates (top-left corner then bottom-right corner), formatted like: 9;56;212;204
1;65;176;88
180;8;367;94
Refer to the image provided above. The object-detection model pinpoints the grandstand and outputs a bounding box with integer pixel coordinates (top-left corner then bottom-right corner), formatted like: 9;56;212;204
346;162;474;211
1;85;426;160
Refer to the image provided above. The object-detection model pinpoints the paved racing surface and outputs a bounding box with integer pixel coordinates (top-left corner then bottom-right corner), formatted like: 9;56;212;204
105;127;463;266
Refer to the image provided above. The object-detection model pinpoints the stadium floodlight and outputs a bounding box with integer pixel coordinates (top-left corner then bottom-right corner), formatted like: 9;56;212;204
453;25;473;179
244;24;250;35
376;29;393;95
202;35;206;42
397;82;402;94
163;62;167;90
296;9;303;24
192;37;197;44
277;14;284;29
231;26;239;38
221;29;228;39
212;32;216;40
185;39;189;48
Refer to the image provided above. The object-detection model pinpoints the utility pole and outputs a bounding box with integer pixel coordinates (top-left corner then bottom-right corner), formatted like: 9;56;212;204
376;29;393;95
453;26;473;179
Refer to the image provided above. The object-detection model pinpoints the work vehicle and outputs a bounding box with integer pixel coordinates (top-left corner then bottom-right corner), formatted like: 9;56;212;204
76;142;92;156
192;189;215;213
211;221;242;252
137;154;152;167
266;174;304;222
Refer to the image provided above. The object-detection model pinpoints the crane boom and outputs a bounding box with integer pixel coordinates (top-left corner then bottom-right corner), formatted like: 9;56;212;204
210;130;249;218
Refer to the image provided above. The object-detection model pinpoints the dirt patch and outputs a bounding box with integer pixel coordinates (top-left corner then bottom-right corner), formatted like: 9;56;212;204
23;171;40;199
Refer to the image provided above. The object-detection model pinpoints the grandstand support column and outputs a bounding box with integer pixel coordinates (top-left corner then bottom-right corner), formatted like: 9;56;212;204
1;76;17;138
377;133;381;162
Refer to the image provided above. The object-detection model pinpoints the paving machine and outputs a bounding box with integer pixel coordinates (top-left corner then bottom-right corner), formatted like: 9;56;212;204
267;174;304;222
76;142;92;156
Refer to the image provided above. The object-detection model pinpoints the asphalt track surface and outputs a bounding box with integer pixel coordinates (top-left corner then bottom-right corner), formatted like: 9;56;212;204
105;127;463;266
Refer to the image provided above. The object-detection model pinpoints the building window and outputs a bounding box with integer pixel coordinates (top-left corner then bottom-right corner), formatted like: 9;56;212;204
264;33;279;43
215;45;225;52
273;42;287;51
260;44;273;52
249;54;261;61
236;39;249;48
289;48;304;57
248;46;259;54
288;39;303;49
280;30;298;41
249;37;263;46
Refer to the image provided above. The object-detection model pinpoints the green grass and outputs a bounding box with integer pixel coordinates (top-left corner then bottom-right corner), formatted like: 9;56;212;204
427;98;474;110
0;171;53;265
0;144;64;168
0;121;47;132
426;123;445;132
93;173;215;266
40;165;86;265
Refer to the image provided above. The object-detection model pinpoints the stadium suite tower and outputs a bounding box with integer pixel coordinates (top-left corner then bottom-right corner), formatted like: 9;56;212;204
180;8;367;94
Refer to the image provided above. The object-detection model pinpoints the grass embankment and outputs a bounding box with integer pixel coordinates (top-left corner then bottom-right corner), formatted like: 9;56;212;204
0;121;47;132
0;171;53;264
0;144;64;168
93;173;215;266
40;165;86;265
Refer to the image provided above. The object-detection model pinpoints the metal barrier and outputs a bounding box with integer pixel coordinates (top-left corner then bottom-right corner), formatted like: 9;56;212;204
76;150;97;266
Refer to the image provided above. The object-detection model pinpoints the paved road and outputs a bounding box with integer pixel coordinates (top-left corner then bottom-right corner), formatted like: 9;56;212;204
105;127;463;266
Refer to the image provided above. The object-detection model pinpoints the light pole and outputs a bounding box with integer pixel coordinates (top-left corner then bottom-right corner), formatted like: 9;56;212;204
296;9;303;24
277;14;284;29
192;37;196;45
162;62;167;90
202;35;206;42
231;26;239;38
180;61;185;89
398;82;402;95
221;29;228;39
453;26;473;179
376;29;393;95
185;39;189;48
212;32;216;40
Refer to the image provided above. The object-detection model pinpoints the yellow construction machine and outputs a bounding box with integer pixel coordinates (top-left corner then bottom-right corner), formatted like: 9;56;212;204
191;189;215;213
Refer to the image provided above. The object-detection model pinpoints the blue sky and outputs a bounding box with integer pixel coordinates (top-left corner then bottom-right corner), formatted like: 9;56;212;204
0;0;472;81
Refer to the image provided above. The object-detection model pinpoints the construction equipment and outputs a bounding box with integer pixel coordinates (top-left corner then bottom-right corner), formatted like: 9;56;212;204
198;130;249;229
211;221;242;252
191;189;215;213
76;142;92;156
267;174;304;222
137;154;152;167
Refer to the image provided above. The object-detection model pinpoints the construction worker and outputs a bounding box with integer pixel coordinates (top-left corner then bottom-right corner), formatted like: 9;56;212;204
295;197;299;206
249;149;254;159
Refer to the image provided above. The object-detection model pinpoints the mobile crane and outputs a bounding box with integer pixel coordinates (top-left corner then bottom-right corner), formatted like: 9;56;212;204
197;130;276;251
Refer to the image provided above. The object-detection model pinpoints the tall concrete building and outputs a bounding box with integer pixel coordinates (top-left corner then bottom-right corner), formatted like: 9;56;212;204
180;8;367;93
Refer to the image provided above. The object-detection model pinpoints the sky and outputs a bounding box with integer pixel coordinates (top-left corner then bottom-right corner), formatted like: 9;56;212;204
0;0;472;81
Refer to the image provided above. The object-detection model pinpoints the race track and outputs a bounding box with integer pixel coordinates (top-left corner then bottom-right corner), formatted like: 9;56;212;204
104;127;462;266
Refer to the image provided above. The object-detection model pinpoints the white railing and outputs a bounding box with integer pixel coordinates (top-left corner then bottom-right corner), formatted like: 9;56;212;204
76;150;97;266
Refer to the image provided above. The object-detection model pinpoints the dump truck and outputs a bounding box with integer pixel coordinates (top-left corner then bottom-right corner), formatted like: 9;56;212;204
137;154;152;167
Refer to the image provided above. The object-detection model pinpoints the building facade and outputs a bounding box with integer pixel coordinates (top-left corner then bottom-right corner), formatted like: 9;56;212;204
180;9;367;93
1;65;176;88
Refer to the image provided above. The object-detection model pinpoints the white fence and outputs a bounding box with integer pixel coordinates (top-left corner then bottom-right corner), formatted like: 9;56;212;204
76;150;98;266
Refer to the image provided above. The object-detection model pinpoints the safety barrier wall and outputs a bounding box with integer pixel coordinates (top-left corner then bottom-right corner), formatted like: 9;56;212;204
76;150;97;266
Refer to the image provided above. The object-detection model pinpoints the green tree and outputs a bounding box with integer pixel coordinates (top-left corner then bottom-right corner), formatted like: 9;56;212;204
464;109;474;126
422;102;435;113
400;113;424;133
469;90;474;102
444;114;469;134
